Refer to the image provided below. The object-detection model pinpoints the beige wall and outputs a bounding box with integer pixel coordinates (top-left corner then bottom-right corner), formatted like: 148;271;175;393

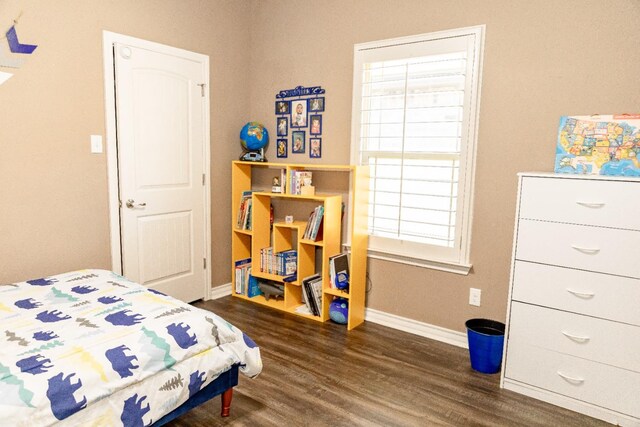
2;1;639;334
0;0;250;285
247;0;640;331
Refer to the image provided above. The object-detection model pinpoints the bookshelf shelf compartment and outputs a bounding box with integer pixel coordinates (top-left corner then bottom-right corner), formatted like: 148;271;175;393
253;191;335;202
299;239;324;247
234;293;285;310
233;228;252;236
273;220;307;229
252;271;288;282
324;288;350;299
231;161;369;330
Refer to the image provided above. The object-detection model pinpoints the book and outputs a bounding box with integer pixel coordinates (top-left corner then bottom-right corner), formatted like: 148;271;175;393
243;198;252;230
301;281;313;314
259;247;267;272
289;170;313;195
277;249;297;276
302;209;316;240
303;205;324;240
306;281;319;316
235;268;242;294
301;274;314;314
234;257;252;294
309;205;324;240
302;274;321;316
310;277;323;316
236;191;252;230
280;168;287;194
246;271;262;298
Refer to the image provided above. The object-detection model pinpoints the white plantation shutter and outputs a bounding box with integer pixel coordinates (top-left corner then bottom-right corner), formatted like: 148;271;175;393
351;27;484;272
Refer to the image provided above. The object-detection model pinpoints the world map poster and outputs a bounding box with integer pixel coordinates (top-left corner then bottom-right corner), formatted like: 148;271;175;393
555;114;640;176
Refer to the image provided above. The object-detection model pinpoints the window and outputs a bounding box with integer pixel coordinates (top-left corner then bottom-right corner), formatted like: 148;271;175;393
350;26;484;274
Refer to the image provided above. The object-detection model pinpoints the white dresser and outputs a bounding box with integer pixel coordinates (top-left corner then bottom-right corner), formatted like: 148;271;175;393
501;172;640;426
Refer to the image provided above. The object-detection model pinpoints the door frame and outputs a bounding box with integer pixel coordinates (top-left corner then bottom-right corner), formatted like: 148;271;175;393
102;31;212;298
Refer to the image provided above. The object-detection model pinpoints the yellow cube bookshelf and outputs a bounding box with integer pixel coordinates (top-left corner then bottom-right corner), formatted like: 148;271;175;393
231;161;369;330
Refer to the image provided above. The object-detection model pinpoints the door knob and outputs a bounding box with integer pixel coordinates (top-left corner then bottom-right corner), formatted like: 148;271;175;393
125;199;146;209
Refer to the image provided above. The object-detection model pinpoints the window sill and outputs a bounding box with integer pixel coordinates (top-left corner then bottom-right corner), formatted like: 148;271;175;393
343;244;472;275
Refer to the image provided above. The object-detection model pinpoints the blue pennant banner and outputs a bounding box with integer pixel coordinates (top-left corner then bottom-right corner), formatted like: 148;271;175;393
6;25;37;54
276;85;325;99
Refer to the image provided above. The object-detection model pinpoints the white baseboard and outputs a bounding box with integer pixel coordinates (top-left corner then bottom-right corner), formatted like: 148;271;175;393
365;307;468;349
210;282;232;300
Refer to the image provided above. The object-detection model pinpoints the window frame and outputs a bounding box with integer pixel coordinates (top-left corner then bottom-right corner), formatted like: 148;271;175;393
349;25;485;275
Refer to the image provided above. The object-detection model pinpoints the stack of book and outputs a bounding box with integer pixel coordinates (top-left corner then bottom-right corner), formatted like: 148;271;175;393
301;274;322;317
289;170;313;195
234;257;261;297
302;205;324;241
260;247;273;273
329;253;350;290
236;191;253;230
259;247;297;276
277;249;297;276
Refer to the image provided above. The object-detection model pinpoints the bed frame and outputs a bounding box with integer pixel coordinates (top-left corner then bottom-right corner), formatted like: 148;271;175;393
154;364;239;425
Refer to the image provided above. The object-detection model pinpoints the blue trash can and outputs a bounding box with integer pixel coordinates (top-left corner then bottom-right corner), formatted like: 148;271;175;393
465;318;505;374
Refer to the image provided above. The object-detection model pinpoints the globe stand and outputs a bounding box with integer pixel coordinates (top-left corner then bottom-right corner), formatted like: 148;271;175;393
239;147;266;162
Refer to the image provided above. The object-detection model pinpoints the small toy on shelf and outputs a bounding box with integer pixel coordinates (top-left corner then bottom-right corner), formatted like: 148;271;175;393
258;281;284;301
272;176;282;193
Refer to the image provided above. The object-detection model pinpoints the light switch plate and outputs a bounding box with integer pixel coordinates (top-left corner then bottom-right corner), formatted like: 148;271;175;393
469;288;481;306
91;135;103;153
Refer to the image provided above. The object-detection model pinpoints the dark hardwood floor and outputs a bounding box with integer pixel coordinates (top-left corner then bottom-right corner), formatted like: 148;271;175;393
166;297;610;426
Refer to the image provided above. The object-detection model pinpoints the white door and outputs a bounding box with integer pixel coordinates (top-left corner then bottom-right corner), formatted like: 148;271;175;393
113;42;208;302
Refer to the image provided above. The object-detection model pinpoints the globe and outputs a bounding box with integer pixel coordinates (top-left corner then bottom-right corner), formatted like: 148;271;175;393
329;298;348;325
240;121;269;161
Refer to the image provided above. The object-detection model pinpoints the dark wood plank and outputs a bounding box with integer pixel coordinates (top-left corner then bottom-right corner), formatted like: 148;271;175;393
165;297;610;426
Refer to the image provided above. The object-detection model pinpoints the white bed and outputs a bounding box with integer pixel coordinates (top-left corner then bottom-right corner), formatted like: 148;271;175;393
0;269;262;426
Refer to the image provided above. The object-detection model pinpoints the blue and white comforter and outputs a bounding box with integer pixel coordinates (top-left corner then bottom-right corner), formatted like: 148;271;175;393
0;269;262;426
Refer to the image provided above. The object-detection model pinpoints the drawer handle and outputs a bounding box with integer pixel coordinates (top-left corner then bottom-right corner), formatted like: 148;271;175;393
575;201;606;209
566;288;596;299
570;245;600;255
557;371;585;385
561;331;591;343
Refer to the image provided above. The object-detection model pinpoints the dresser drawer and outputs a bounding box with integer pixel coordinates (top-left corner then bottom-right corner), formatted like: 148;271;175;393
504;342;640;418
508;302;640;372
512;261;640;326
516;219;640;278
519;176;640;230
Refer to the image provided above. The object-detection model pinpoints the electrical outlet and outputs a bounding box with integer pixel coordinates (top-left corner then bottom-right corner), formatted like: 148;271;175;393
469;288;481;306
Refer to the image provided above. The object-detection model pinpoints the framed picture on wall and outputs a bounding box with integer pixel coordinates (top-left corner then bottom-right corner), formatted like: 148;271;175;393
275;100;290;114
292;130;305;153
277;117;288;136
309;97;325;112
290;100;308;128
309;137;321;158
277;138;288;158
310;114;322;135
